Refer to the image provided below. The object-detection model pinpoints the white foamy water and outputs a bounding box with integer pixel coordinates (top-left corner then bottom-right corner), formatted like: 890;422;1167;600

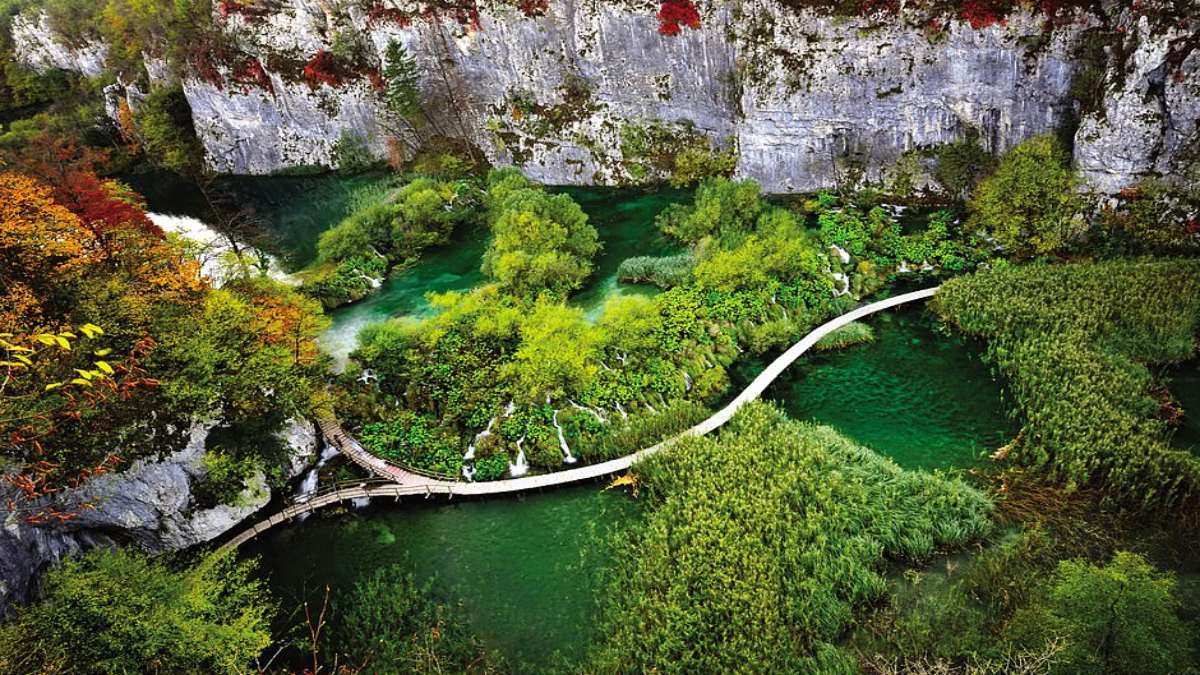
148;212;294;287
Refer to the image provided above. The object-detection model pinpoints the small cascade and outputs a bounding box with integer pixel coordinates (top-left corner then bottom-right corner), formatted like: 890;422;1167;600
683;371;693;392
464;416;498;462
831;272;851;297
830;244;851;264
350;497;370;509
569;400;606;423
615;402;629;421
552;409;577;464
295;443;339;502
509;436;529;477
461;415;499;480
148;213;293;287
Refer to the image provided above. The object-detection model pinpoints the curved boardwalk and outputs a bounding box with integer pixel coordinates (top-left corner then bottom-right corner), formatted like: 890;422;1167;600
218;287;939;553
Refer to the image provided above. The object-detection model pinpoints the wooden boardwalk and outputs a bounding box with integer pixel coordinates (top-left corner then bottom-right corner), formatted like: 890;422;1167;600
217;287;939;553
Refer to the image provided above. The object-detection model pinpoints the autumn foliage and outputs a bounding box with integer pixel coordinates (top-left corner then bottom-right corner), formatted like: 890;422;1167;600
657;0;701;35
302;50;351;89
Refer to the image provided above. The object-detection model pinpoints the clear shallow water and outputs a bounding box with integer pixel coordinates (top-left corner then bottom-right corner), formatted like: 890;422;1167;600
759;307;1018;470
123;169;395;270
243;484;638;671
322;186;686;359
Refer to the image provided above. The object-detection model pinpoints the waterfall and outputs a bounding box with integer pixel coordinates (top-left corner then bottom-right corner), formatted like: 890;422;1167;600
148;212;293;287
463;416;498;461
509;436;529;477
615;402;629;421
552;409;577;464
293;442;341;520
461;415;499;480
830;244;851;264
569;400;607;423
683;371;693;392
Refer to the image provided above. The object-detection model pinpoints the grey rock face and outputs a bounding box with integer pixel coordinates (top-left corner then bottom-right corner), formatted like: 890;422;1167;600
11;13;107;78
12;2;1199;191
1076;15;1200;192
0;419;318;617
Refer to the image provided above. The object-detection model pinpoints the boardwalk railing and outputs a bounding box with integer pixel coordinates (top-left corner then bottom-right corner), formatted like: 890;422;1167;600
218;287;940;551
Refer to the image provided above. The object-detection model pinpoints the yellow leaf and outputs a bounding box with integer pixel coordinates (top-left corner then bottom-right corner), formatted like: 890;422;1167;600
45;382;63;391
55;336;71;350
0;361;27;368
80;323;104;337
96;361;114;375
70;378;91;387
94;348;113;357
14;354;32;365
58;332;77;339
36;335;57;346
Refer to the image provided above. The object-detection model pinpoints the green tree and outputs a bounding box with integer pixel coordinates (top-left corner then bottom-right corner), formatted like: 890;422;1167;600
1007;551;1194;675
136;86;205;177
0;550;273;674
482;186;600;298
968;135;1084;259
658;177;762;246
508;301;598;402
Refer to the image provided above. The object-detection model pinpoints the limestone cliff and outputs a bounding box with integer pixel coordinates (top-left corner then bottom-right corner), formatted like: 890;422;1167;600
12;1;1199;192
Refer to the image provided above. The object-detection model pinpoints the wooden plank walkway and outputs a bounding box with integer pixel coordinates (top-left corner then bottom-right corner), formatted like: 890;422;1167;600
217;287;939;553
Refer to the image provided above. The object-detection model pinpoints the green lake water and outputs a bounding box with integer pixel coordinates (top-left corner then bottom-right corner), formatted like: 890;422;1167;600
1169;360;1200;454
758;306;1018;470
243;483;638;671
322;185;686;359
226;178;1020;669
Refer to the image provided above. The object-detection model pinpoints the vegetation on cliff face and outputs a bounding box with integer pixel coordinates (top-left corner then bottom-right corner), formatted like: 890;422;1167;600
0;145;327;518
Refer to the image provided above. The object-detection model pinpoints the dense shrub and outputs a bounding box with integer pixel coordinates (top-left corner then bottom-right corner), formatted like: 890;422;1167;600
1006;551;1194;675
934;259;1200;509
299;254;387;309
590;402;992;672
331;129;379;175
968;135;1085;259
0;550;272;674
360;410;463;476
482;178;600;298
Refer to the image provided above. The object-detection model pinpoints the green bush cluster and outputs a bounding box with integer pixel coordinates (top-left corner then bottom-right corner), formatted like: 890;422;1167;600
0;549;273;674
967;135;1085;260
481;168;601;298
302;176;480;307
851;530;1197;674
934;259;1200;509
360;410;463;477
589;402;993;672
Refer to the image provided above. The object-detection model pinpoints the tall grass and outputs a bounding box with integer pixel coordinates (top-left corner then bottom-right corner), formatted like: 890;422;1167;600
934;259;1200;510
589;402;992;672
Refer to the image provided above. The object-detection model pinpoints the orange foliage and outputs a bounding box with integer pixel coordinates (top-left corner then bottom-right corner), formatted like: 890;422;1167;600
0;172;97;328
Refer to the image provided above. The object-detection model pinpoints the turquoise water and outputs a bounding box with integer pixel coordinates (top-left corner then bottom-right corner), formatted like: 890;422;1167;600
322;186;686;359
762;307;1018;470
244;484;637;671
